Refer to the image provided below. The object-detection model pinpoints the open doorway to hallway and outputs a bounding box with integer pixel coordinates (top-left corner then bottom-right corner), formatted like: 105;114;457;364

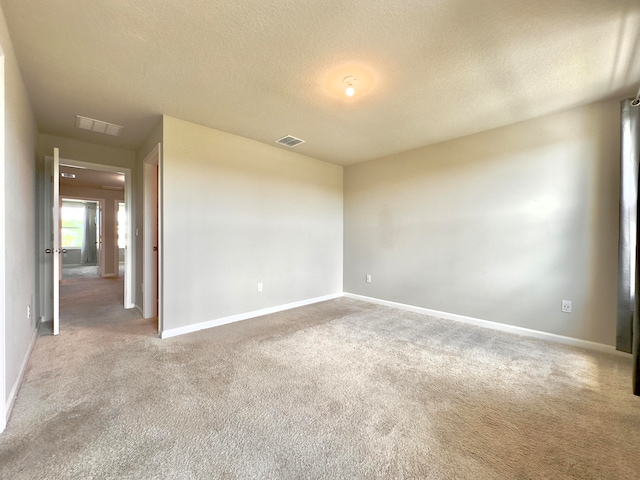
41;155;135;331
56;165;132;329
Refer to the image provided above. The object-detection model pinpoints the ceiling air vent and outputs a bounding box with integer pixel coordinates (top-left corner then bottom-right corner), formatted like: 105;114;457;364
76;115;123;136
275;135;305;147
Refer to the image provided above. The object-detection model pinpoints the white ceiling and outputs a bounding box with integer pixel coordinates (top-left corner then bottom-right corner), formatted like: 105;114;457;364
59;166;124;190
1;0;639;166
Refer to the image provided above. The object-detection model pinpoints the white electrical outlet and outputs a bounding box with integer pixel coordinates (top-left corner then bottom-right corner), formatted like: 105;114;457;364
561;300;572;313
258;282;263;292
366;275;372;283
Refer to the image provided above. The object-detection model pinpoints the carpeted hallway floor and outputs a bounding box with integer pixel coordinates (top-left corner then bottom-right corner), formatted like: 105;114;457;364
1;274;639;479
62;264;100;279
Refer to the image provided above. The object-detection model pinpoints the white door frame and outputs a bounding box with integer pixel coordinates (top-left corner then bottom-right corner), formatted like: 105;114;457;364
52;149;60;335
143;143;162;334
50;158;134;309
0;51;7;433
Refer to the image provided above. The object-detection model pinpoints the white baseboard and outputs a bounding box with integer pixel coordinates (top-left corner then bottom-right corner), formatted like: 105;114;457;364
161;293;342;339
101;273;117;278
343;293;630;357
5;326;38;428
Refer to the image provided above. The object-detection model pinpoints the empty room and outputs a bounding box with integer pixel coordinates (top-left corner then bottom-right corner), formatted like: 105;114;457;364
1;1;639;478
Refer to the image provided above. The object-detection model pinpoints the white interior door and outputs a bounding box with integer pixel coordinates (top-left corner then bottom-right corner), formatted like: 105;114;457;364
143;161;158;318
52;147;60;335
143;144;161;330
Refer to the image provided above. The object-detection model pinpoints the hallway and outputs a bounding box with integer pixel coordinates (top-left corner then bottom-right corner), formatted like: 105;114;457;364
54;265;141;331
59;263;128;323
0;268;158;476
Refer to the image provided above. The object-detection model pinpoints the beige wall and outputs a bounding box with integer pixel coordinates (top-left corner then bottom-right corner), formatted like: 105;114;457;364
344;99;620;345
1;4;38;426
38;134;136;169
161;116;343;331
60;185;125;276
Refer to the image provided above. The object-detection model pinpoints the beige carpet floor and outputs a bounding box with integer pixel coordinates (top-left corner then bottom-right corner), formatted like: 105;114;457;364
1;275;639;479
62;265;99;279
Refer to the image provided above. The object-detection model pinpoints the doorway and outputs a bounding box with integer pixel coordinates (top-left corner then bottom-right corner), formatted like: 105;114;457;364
143;144;162;334
41;156;134;327
60;198;102;279
117;202;126;278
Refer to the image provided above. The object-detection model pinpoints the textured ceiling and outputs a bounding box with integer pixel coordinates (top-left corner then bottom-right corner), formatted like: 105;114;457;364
1;0;639;166
60;166;124;190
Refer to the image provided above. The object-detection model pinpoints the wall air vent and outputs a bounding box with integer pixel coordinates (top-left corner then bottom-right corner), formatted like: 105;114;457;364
76;115;123;136
275;135;305;147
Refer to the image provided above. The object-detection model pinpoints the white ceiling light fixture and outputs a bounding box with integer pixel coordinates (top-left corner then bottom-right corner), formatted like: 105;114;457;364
76;115;124;136
101;185;124;191
60;172;76;179
343;76;357;97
